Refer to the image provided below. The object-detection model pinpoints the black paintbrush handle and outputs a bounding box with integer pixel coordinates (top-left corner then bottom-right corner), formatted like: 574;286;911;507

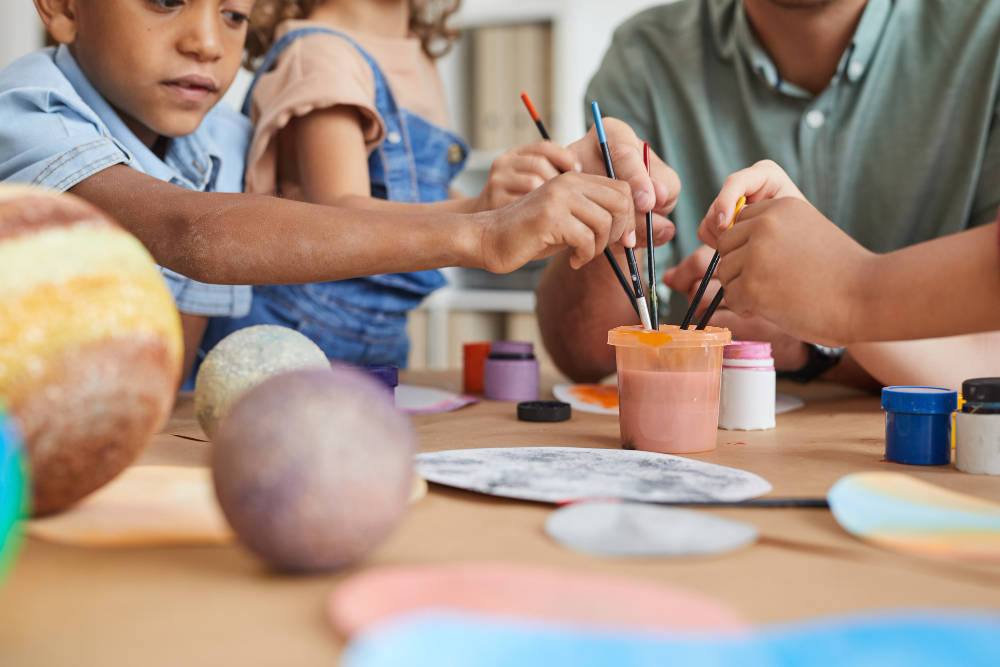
534;120;550;141
668;498;829;509
645;211;658;330
680;250;720;329
604;248;640;317
696;287;725;330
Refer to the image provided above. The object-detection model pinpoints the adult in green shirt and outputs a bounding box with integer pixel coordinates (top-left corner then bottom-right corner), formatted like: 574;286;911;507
537;0;1000;388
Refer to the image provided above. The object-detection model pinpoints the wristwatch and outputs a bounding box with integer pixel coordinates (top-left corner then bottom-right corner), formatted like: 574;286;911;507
781;344;847;384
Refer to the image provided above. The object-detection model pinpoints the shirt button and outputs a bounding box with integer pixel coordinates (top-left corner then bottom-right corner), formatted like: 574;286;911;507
386;130;402;144
447;143;465;165
848;61;864;79
806;110;825;129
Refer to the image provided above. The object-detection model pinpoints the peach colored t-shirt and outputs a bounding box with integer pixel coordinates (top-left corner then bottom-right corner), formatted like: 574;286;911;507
245;19;451;198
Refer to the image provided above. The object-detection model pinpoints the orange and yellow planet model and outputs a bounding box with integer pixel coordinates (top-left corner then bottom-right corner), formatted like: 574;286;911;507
0;185;182;515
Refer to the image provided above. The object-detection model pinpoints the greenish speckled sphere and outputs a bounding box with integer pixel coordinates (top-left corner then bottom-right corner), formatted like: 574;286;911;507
195;325;329;440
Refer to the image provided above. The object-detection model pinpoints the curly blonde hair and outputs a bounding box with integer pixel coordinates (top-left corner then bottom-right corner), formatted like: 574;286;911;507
246;0;462;66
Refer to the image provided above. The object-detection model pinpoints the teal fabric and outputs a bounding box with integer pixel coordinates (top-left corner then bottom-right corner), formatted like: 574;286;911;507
340;610;1000;667
587;0;1000;321
0;407;26;584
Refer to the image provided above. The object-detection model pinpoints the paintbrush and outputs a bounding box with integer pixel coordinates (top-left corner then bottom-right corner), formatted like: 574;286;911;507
520;92;639;318
643;142;659;330
680;196;746;329
696;287;725;330
591;102;653;330
559;497;829;509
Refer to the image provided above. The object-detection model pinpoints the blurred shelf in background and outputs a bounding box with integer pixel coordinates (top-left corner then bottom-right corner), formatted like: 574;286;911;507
408;0;669;371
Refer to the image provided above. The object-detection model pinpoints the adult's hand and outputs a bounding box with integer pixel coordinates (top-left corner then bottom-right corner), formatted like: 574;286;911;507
716;198;873;347
568;118;680;247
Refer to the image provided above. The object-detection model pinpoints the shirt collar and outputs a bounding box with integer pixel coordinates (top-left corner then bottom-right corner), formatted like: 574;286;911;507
730;0;893;98
54;45;222;190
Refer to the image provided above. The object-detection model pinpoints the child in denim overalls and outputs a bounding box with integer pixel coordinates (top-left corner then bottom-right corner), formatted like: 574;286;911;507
200;0;584;368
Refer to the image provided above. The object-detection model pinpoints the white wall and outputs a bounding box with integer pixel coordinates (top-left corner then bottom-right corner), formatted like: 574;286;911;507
0;0;45;70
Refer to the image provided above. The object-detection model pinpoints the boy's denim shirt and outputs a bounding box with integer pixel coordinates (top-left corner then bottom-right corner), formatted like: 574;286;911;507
0;45;252;318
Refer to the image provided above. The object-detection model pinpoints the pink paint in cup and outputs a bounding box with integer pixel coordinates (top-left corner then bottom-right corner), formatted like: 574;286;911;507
608;325;732;454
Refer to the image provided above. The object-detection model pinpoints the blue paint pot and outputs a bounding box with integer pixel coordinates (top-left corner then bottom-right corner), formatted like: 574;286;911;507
881;386;958;465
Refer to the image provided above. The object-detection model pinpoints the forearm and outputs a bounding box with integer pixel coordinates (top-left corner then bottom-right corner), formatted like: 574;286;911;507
854;223;1000;342
70;166;480;285
536;248;636;382
319;194;477;215
849;331;1000;389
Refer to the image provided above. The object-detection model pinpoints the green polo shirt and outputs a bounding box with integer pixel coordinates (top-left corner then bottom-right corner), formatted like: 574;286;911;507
587;0;1000;321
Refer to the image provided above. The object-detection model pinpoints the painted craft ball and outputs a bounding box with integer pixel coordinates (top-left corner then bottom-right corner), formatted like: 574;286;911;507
194;325;329;439
0;186;182;515
213;367;415;573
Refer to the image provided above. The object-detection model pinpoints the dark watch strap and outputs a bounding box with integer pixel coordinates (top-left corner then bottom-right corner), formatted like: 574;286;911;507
780;344;847;384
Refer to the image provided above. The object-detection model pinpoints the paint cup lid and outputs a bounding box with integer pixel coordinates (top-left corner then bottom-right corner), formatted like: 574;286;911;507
962;378;1000;404
517;401;572;423
881;386;958;414
724;341;773;360
356;365;399;390
607;325;731;348
490;341;535;359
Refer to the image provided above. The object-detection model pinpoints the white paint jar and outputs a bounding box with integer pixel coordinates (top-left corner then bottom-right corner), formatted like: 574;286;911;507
719;341;776;431
955;377;1000;476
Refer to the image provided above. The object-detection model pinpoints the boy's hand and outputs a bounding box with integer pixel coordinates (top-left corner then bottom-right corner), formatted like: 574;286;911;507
568;117;680;247
477;172;635;274
716;198;876;346
475;142;581;212
699;160;806;249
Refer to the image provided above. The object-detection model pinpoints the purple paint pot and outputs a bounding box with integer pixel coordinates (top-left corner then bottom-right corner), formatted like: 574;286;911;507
483;341;540;402
354;365;399;401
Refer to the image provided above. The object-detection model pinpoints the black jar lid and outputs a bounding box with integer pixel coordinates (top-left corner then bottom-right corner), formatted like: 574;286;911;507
963;378;1000;404
517;401;572;423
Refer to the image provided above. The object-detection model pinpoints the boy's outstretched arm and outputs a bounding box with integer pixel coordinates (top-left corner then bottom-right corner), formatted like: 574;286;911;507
70;164;635;284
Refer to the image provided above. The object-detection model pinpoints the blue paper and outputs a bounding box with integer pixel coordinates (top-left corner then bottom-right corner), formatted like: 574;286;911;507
340;610;1000;667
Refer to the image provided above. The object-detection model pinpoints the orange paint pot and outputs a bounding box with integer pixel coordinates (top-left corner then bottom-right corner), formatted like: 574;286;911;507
463;342;491;394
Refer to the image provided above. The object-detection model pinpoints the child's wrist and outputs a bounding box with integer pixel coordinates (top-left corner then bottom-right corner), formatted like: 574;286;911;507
451;210;491;269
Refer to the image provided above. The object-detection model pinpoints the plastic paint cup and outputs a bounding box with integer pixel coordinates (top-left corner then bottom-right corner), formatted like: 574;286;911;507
881;386;958;466
608;325;731;454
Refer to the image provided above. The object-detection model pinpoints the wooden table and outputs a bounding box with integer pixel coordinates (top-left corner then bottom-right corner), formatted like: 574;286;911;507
2;373;999;666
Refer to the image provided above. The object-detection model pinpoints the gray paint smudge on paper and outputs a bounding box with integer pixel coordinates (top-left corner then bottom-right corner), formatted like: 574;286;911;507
416;447;772;504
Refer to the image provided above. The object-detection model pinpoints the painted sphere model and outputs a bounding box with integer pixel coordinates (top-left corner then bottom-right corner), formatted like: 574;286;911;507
194;325;329;439
0;186;182;515
213;367;415;573
0;406;28;582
